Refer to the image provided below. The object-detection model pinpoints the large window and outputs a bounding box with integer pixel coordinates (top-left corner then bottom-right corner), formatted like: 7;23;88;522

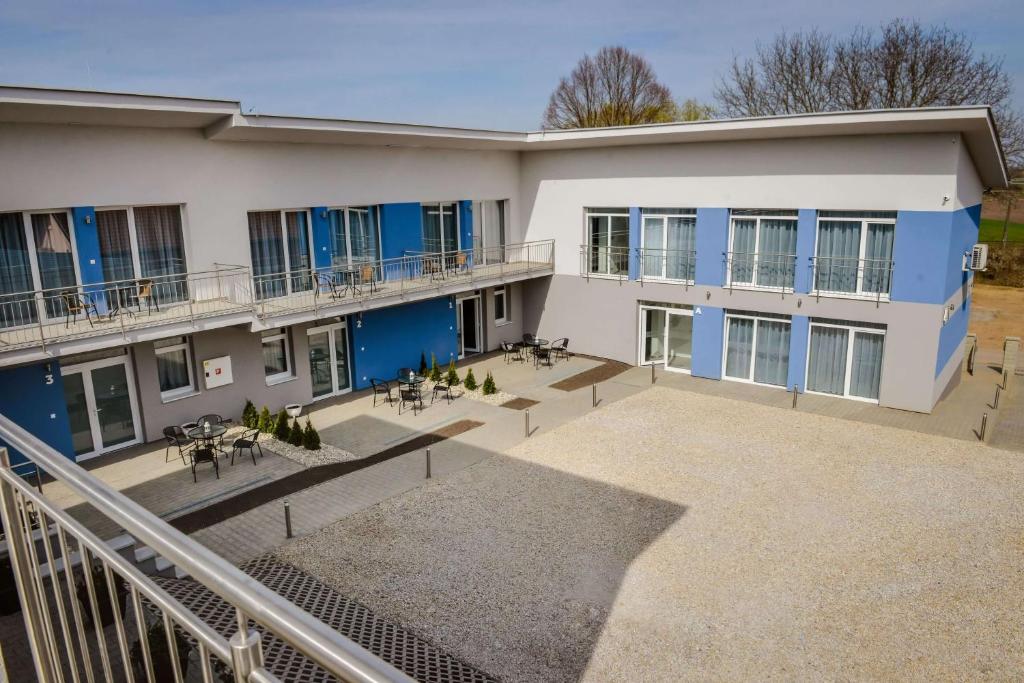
328;207;381;269
806;319;885;401
640;208;696;281
472;200;506;264
155;336;195;400
586;208;629;276
262;328;292;384
31;212;79;317
723;311;791;387
421;203;459;255
814;211;896;298
727;210;798;290
494;285;509;325
95;205;189;307
0;212;36;328
639;303;694;373
248;210;313;299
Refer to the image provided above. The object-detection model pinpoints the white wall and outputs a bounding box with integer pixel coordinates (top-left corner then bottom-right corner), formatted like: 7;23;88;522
0;122;523;271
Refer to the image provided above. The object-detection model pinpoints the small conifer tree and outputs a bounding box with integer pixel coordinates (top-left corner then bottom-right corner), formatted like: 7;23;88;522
446;360;459;386
242;399;257;428
463;368;478;391
482;371;497;395
419;352;428;375
257;406;273;433
429;353;441;382
302;418;321;450
273;410;291;441
288;418;304;446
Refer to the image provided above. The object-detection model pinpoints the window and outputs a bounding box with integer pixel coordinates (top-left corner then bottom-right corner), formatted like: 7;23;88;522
727;210;798;290
806;319;886;401
421;203;459;255
494;286;509;324
586;208;629;276
814;211;896;298
640;208;696;281
472;200;506;264
154;336;195;399
328;207;381;268
133;205;188;303
262;328;292;383
0;212;39;328
723;312;791;387
248;210;313;299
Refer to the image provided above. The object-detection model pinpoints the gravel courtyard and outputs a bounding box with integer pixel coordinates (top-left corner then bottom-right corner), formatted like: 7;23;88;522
277;387;1024;681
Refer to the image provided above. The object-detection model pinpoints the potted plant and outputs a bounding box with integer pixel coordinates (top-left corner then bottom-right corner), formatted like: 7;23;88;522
130;617;191;683
76;563;128;629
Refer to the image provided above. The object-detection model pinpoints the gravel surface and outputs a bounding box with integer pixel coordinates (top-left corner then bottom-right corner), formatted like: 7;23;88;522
421;378;517;406
261;434;359;467
277;387;1024;682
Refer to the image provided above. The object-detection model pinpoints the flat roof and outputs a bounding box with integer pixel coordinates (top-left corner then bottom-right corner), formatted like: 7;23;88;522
0;84;1009;187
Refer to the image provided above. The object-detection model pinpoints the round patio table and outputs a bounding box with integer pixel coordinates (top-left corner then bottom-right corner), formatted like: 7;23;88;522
523;337;549;357
396;374;426;387
187;424;227;451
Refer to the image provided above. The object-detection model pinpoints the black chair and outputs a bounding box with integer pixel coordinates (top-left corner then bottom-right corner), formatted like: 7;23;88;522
230;428;263;466
534;346;553;369
522;333;538;358
197;414;227;427
431;379;453;405
502;341;525;364
163;426;195;465
370;378;394;407
551;338;570;362
399;384;423;415
189;447;219;482
313;272;347;300
60;291;98;329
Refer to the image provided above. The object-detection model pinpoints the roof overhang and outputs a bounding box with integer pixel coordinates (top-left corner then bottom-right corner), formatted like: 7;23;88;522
0;85;1009;187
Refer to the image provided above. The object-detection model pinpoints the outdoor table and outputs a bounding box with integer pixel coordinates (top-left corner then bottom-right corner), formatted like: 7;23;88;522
187;424;227;453
523;337;549;357
396;374;426;387
107;284;139;321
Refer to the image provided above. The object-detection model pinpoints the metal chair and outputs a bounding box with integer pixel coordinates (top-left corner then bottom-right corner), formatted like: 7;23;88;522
189;447;219;482
370;378;394;407
431;379;453;405
136;278;159;314
60;291;98;329
534;345;553;369
197;414;228;449
399;384;423;415
551;338;570;362
313;272;346;300
163;426;195;465
502;341;525;364
354;264;378;295
230;428;263;466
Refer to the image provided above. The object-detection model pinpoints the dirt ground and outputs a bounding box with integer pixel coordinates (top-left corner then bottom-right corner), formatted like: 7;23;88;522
982;193;1024;223
971;283;1024;359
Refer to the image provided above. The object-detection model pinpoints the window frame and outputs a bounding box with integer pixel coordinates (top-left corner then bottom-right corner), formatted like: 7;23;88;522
725;210;799;291
804;320;886;403
94;204;191;284
639;208;697;283
812;212;896;300
262;328;293;384
248;208;315;298
327;206;383;269
637;302;694;374
421;202;461;255
493;285;509;325
721;311;792;388
584;208;630;278
154;336;196;401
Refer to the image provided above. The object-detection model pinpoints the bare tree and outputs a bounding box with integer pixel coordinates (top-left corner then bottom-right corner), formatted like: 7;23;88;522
715;20;1023;169
543;46;676;129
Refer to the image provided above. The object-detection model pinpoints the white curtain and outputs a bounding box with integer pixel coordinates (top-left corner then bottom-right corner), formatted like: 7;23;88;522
730;219;756;283
96;210;135;284
286;211;312;293
757;219;797;288
753;320;790;386
31;213;77;316
850;332;884;399
328;209;348;268
642;217;664;277
807;326;849;395
349;208;379;264
863;223;894;294
134;205;188;303
0;212;35;327
667;216;695;280
157;349;190;393
248;211;285;299
816;221;861;292
725;317;754;378
481;200;504;263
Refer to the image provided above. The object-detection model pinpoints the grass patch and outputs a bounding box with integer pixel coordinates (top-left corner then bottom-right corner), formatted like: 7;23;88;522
979;218;1024;242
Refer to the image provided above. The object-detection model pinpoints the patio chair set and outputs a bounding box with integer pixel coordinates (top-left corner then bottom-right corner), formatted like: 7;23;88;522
503;334;570;368
163;413;263;482
313;265;379;301
370;366;455;416
59;278;162;329
420;251;471;281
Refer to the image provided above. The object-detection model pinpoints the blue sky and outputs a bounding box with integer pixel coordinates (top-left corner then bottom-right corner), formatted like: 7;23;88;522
0;0;1021;130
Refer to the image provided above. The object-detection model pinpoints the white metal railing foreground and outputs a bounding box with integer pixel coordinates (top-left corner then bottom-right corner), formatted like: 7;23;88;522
0;416;413;683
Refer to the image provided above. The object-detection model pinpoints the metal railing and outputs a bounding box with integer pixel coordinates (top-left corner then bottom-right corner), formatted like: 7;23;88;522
636;248;696;285
724;252;796;294
579;244;631;281
253;240;554;319
0;415;413;683
0;265;254;352
810;256;894;304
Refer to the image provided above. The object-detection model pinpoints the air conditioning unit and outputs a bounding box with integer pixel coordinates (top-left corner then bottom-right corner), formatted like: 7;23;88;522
963;243;988;272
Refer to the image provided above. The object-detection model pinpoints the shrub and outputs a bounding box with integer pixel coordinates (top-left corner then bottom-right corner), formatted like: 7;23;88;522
429;353;441;382
419;352;428;375
257;406;273;433
482;371;497;395
446;360;460;386
273;410;290;441
241;399;257;428
302;418;321;450
463;368;478;391
288;418;304;446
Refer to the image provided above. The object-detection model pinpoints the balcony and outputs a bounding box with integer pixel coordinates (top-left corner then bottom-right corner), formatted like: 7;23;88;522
0;265;254;356
809;256;893;304
724;252;797;294
637;247;696;284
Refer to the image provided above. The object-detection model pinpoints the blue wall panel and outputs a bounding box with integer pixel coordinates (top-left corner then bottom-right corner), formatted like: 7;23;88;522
936;295;970;377
310;207;332;269
0;361;74;472
787;315;810;391
695;208;728;287
891;206;979;304
628;207;641;280
944;204;981;301
379;203;423;260
71;206;109;313
793;209;817;294
458;201;474;252
691;305;724;379
349;297;457;390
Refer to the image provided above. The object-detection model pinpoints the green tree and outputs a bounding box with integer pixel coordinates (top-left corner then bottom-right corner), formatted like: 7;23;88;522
419;352;428;375
429;353;441;382
675;98;716;121
446;360;460;386
288;418;304;446
257;406;273;433
273;410;290;441
482;371;497;395
463;368;478;391
241;399;257;428
302;418;321;451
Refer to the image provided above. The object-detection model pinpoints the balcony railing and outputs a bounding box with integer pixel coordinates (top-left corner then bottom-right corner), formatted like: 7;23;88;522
724;252;796;294
637;248;696;285
810;256;893;304
0;415;412;682
253;240;554;319
0;265;254;352
579;245;631;281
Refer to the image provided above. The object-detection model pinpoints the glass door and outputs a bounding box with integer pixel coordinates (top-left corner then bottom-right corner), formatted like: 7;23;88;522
61;355;141;460
639;306;693;373
307;322;351;399
457;296;482;358
665;311;693;372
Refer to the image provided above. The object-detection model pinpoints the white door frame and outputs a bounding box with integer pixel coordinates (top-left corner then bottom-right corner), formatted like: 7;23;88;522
456;293;482;359
61;353;142;461
306;320;352;400
637;304;693;374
